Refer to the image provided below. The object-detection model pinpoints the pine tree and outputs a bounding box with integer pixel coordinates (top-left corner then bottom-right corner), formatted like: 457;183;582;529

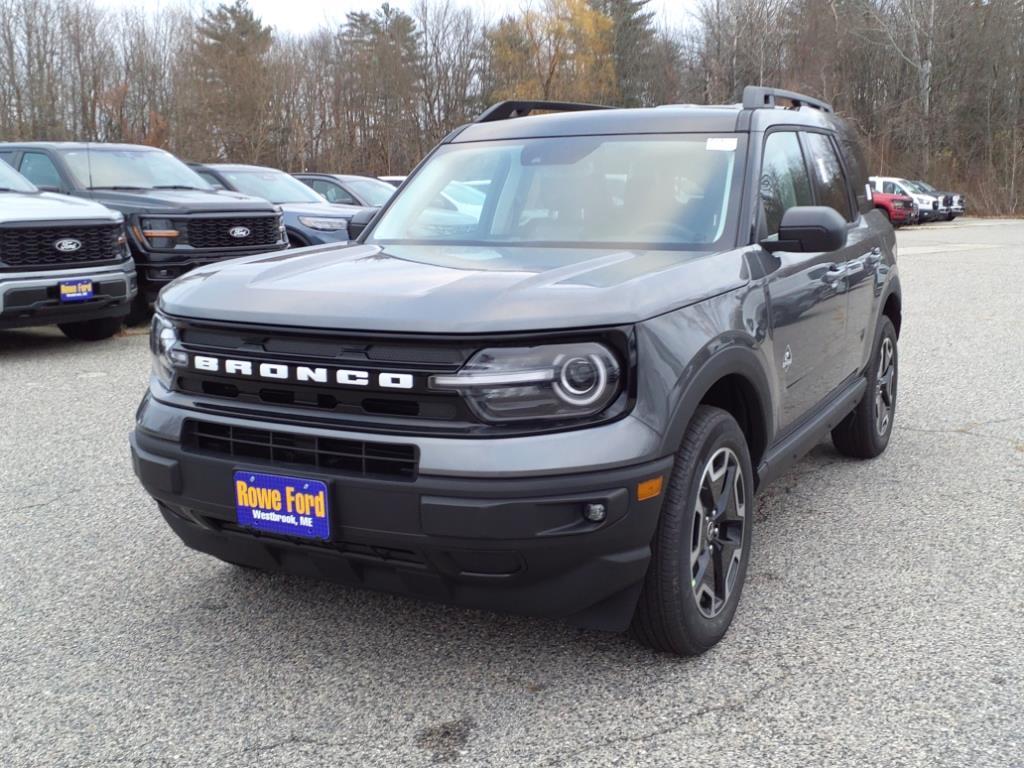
589;0;657;106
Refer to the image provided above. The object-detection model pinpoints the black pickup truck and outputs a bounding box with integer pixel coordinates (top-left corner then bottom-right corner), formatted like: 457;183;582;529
131;87;901;656
0;142;287;320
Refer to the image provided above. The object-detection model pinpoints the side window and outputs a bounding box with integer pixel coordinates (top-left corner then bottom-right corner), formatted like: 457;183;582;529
0;151;14;168
196;171;222;188
883;181;897;195
19;152;63;189
312;179;356;205
803;132;854;221
760;131;813;236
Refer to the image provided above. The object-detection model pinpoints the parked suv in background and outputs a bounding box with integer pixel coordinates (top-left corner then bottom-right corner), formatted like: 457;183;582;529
132;88;901;656
0;143;287;319
869;176;939;222
0;158;134;340
190;163;363;247
914;180;965;220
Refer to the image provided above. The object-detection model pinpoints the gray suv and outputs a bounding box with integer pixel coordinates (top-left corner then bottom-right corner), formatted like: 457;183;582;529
131;88;901;655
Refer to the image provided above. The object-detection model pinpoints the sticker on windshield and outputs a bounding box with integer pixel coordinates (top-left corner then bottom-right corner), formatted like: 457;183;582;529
706;137;738;152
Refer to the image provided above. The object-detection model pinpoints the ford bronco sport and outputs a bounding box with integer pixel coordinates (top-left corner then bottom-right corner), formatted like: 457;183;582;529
131;87;901;655
0;158;135;340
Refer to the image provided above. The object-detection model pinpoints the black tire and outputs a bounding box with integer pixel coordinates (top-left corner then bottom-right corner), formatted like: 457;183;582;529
832;316;898;459
632;406;754;656
58;315;124;341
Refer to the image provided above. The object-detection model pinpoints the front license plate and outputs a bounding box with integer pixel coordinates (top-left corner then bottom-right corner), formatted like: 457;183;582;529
233;471;330;540
59;279;94;303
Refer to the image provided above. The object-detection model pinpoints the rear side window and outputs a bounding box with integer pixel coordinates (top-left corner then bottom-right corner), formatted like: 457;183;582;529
760;131;813;236
0;150;14;168
803;133;854;221
310;179;356;205
20;152;63;189
883;181;898;194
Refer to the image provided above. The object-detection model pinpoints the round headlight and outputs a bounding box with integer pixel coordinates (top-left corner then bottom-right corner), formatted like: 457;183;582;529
555;355;608;406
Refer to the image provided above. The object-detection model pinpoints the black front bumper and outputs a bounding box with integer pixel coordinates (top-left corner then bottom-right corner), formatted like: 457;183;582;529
133;245;287;300
131;427;672;631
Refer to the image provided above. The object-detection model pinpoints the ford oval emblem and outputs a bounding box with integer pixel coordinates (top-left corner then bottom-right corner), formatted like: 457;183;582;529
54;238;82;252
229;226;251;239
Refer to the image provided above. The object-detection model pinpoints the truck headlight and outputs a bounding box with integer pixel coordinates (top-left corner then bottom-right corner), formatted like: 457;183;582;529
298;216;349;232
430;343;622;423
150;313;186;387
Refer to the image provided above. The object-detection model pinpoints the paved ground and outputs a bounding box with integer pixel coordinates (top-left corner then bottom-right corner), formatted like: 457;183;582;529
1;218;1021;768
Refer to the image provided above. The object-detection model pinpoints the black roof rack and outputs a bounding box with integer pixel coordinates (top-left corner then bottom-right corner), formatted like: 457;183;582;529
742;86;833;114
475;100;613;123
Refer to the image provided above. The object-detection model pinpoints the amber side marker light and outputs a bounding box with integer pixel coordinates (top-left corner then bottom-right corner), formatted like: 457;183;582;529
142;229;180;238
636;476;663;501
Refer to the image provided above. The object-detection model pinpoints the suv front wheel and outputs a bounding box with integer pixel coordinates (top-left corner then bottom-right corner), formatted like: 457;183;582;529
632;405;754;655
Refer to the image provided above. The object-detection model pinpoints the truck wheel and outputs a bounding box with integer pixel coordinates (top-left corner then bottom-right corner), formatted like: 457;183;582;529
832;316;898;459
58;316;123;341
632;405;754;655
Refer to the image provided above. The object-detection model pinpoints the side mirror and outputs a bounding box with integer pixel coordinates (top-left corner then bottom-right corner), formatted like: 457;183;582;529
761;206;848;253
347;208;377;240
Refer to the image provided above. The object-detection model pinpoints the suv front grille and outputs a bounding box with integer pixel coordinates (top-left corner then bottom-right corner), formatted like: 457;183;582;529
0;222;122;270
184;420;418;480
178;216;281;249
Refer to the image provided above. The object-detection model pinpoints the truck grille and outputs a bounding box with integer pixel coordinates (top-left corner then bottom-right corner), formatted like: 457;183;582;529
0;222;122;270
178;216;281;249
184;420;418;480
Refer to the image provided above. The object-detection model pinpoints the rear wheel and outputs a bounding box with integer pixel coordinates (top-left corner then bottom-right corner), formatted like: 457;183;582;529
632;406;754;656
58;315;123;341
832;316;898;458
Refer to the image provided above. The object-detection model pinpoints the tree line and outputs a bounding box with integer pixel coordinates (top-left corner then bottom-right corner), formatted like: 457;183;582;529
1;0;1022;213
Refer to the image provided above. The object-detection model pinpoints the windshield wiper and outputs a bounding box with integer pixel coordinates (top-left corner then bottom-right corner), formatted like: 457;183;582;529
88;185;150;191
152;185;206;190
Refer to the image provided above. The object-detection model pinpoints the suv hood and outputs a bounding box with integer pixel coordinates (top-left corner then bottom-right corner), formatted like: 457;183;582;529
82;188;276;215
1;191;121;223
159;242;747;333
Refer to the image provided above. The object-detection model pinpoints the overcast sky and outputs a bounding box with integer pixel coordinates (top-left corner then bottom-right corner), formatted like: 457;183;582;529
95;0;699;34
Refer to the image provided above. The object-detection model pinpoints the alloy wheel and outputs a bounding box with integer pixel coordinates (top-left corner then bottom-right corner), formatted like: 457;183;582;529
875;337;895;436
689;447;746;618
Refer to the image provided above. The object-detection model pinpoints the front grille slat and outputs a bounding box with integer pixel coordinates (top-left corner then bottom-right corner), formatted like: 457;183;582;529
177;216;280;249
0;223;122;269
185;420;418;481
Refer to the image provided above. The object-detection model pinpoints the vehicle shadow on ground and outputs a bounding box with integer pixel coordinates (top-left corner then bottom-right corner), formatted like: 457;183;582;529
0;327;133;357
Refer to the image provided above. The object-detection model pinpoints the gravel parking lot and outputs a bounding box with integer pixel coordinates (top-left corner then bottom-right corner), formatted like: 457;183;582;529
1;219;1021;768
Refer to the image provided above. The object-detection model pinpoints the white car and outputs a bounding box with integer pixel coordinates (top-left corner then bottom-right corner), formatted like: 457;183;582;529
0;159;135;340
869;176;940;223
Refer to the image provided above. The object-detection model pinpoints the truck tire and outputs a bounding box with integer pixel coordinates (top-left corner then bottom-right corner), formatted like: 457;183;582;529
632;405;754;655
58;315;123;341
832;316;898;458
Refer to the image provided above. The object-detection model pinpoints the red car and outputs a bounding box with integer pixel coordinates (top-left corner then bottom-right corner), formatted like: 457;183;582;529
872;191;916;227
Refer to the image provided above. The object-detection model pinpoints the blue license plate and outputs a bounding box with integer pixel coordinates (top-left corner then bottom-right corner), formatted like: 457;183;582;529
59;279;94;303
233;471;330;540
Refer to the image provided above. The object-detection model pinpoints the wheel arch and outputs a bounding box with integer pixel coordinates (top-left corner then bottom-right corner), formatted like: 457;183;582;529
882;284;902;337
662;346;772;484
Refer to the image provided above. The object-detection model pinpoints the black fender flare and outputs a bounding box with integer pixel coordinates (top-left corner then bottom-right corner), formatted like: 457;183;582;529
660;341;774;464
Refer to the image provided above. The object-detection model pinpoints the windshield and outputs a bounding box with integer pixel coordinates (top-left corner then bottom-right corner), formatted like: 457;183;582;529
61;148;212;190
346;178;395;207
915;180;938;193
0;158;37;192
901;179;927;194
217;169;323;204
368;134;742;248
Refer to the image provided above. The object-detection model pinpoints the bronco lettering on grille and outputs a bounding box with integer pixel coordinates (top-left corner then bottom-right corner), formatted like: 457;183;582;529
190;354;415;390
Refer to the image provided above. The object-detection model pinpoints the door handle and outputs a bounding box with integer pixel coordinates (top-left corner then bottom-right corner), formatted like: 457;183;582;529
821;264;849;283
863;246;882;266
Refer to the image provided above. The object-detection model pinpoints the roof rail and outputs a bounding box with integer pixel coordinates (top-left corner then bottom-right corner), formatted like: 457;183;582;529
742;86;833;113
475;100;613;123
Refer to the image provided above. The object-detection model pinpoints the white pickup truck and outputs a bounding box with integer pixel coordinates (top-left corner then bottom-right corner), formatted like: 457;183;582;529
0;159;136;340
